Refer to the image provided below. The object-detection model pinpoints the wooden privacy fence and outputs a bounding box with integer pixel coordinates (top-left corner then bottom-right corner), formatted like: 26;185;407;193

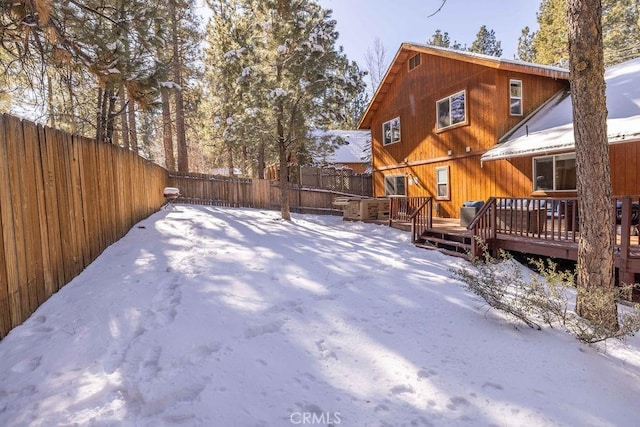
299;166;372;196
168;172;351;215
0;114;167;339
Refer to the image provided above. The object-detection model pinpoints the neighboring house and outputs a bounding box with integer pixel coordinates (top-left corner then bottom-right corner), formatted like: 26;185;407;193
357;43;570;218
482;56;640;197
311;129;371;173
212;167;242;177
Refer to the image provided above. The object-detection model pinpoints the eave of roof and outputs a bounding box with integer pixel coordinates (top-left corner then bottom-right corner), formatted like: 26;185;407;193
357;43;570;130
482;56;640;162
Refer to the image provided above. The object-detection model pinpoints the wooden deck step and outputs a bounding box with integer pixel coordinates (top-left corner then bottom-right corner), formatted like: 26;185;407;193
421;235;471;250
414;242;471;260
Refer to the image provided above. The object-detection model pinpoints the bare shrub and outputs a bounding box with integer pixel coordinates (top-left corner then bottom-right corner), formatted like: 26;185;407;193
451;241;640;344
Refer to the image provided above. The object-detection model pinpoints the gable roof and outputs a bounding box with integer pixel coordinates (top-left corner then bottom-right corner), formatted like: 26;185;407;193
357;42;570;130
481;56;640;162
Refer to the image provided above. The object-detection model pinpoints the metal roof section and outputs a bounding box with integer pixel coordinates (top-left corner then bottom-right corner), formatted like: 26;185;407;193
482;56;640;161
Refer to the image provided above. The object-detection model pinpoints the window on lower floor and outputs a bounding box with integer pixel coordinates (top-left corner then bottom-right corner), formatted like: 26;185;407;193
435;166;450;200
533;153;576;191
384;175;406;196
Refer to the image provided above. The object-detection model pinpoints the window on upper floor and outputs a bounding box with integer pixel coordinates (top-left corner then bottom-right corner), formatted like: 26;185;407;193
385;175;406;196
382;117;401;145
436;90;466;131
409;53;421;71
510;79;523;116
435;166;450;200
533;153;576;191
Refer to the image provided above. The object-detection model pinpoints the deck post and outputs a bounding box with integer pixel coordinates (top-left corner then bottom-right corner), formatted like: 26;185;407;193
619;197;632;282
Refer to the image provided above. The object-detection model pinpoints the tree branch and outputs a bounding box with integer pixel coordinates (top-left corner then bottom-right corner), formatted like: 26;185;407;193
427;0;448;18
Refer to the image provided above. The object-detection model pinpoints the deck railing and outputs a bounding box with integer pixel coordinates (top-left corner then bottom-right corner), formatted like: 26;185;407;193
468;196;640;260
409;197;433;243
467;197;497;258
493;197;579;241
389;196;432;225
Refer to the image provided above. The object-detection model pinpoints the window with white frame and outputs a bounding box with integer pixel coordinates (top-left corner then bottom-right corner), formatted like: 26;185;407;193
533;153;576;191
382;117;401;145
384;175;406;196
435;166;450;199
510;79;523;116
437;90;466;130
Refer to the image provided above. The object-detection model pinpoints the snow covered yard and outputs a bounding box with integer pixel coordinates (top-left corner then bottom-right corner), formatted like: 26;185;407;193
0;205;639;427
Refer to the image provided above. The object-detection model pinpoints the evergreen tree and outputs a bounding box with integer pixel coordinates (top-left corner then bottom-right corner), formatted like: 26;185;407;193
602;0;640;65
202;0;263;177
468;25;502;57
250;0;365;220
532;0;640;67
532;0;569;66
426;29;464;50
516;26;536;62
568;0;619;332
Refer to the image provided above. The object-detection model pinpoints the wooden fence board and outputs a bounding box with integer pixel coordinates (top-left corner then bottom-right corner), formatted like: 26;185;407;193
22;120;46;308
35;124;55;301
0;115;17;331
5;115;30;318
41;125;65;292
0;115;168;339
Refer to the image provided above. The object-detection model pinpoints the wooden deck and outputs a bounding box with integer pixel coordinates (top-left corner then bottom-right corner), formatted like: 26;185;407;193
384;197;640;284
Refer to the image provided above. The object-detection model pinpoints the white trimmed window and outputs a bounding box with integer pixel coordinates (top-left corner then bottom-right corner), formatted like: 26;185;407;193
384;175;406;196
436;166;450;200
510;79;523;116
533;153;576;191
437;90;466;130
382;117;401;145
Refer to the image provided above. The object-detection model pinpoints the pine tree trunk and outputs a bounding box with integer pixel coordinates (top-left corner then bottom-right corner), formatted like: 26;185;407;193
568;0;618;330
258;142;265;179
277;118;291;220
170;0;189;172
161;86;176;171
96;86;107;143
226;142;234;177
120;86;130;149
47;73;56;129
105;84;116;144
127;95;138;152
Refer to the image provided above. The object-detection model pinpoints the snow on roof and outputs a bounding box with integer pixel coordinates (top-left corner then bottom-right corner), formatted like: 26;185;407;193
312;130;371;164
482;57;640;161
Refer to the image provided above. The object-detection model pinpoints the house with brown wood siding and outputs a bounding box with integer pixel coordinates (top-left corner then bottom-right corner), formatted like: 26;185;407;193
357;43;570;218
482;56;640;197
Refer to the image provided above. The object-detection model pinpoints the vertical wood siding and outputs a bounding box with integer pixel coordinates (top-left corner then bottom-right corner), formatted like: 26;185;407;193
0;114;167;339
370;50;569;216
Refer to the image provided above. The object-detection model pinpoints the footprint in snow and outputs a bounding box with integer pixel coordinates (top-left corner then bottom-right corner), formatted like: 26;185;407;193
446;396;470;411
481;382;504;391
11;356;42;373
244;320;284;338
417;369;438;380
390;384;415;395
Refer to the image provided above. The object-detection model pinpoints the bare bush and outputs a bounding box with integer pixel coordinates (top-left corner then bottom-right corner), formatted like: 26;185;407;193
451;242;640;344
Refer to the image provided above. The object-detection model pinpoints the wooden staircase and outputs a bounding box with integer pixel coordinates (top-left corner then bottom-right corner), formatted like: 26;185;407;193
415;228;472;259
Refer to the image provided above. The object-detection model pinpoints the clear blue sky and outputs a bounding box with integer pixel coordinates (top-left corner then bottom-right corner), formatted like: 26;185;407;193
317;0;542;67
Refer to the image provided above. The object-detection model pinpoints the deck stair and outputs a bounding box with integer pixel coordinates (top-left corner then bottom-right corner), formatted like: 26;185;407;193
416;228;472;258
